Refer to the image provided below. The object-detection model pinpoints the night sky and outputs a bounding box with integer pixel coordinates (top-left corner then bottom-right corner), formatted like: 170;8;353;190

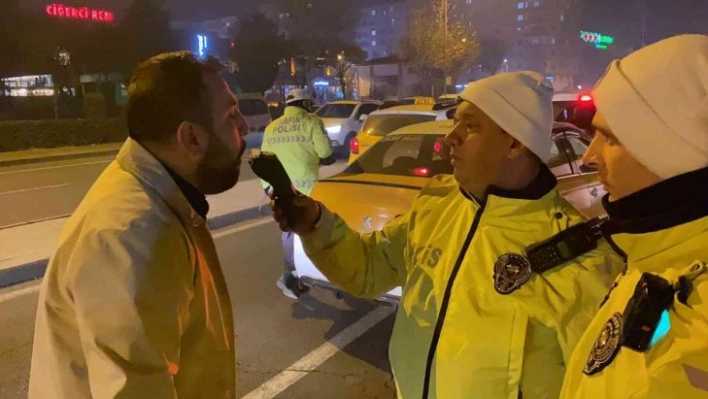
31;0;708;38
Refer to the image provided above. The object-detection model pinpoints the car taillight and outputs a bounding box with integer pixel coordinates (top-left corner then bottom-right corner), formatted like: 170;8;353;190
434;141;442;153
412;167;430;177
350;137;359;154
579;94;593;102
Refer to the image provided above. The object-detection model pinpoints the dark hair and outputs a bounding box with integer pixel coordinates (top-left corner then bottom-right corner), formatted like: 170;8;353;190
126;51;223;143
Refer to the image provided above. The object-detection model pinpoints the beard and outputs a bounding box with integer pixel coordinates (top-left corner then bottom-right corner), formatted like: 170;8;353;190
194;136;245;195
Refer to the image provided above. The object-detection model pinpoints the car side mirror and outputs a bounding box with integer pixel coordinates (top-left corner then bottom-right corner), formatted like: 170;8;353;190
359;114;368;122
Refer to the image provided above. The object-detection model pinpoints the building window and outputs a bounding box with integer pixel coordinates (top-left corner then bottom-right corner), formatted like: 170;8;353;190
383;50;388;56
517;14;524;21
372;9;376;16
531;38;539;45
534;0;542;6
551;38;556;44
306;1;313;9
383;10;387;15
372;30;377;36
372;40;377;46
392;18;395;25
518;2;525;9
560;14;565;21
467;0;473;4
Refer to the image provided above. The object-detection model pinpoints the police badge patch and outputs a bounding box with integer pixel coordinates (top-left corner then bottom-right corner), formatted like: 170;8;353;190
493;253;532;295
583;312;623;375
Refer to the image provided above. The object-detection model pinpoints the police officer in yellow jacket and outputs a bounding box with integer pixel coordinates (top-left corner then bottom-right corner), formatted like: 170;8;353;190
261;88;334;298
560;34;708;399
271;72;623;398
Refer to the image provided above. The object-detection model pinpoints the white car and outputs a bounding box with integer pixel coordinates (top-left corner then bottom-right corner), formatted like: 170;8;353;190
314;100;381;151
293;119;606;304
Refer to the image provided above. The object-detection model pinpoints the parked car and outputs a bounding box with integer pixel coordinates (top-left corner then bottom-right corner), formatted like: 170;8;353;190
314;100;381;153
293;119;606;304
237;94;273;149
552;92;596;140
348;102;457;164
236;94;272;133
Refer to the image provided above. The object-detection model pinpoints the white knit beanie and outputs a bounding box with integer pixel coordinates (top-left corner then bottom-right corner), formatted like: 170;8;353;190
458;71;554;161
592;34;708;179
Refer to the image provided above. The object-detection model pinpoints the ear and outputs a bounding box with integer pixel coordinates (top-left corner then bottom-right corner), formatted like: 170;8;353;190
176;121;209;160
507;137;529;160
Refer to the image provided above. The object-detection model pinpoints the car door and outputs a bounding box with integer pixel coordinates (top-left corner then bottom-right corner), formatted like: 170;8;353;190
553;132;607;218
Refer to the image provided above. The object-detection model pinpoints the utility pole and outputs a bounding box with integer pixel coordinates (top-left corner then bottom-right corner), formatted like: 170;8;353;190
639;0;647;48
443;0;449;95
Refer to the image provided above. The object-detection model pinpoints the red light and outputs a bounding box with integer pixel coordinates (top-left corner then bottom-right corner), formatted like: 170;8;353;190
434;141;442;153
411;167;430;177
579;94;593;102
350;137;359;154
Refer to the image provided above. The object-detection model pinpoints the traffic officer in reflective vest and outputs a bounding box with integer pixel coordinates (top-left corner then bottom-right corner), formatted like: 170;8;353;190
560;34;708;398
270;71;623;398
260;88;334;299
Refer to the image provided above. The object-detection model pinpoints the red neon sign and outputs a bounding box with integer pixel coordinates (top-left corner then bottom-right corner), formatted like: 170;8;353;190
46;3;115;23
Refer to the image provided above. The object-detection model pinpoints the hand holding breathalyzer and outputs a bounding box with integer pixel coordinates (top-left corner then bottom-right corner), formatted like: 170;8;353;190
248;151;321;234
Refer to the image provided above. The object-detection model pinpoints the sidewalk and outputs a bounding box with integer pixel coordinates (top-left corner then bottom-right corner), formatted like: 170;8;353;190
0;143;123;167
0;161;347;289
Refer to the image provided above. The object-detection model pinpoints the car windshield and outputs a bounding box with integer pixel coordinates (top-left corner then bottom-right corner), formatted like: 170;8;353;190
315;104;356;119
361;114;437;137
344;134;452;177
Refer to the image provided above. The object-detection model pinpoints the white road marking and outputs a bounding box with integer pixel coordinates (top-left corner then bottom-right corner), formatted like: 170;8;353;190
0;283;41;304
213;217;274;238
241;306;394;399
0;183;70;196
0;160;110;176
0;217;273;300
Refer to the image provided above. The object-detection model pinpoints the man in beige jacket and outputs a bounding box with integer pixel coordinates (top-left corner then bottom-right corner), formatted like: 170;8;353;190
29;52;247;398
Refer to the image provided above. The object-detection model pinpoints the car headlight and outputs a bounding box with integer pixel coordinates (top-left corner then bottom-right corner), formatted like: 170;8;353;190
326;125;342;134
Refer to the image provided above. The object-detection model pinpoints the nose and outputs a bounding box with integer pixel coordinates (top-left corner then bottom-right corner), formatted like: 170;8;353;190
582;134;602;168
236;113;249;137
444;124;462;148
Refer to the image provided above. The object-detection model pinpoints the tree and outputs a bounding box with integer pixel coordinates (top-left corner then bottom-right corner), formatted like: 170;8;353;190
329;44;367;99
116;0;175;82
0;0;22;79
400;0;480;92
269;0;358;56
231;13;291;94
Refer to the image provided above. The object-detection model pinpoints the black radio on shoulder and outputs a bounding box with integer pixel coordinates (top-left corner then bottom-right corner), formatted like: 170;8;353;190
525;218;603;273
621;273;675;352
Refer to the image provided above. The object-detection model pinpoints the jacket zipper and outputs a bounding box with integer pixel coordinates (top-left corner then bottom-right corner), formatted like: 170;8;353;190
421;202;487;399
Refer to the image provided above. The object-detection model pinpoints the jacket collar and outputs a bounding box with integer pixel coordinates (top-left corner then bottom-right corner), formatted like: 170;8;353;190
603;167;708;262
284;106;308;117
460;165;559;213
116;138;207;229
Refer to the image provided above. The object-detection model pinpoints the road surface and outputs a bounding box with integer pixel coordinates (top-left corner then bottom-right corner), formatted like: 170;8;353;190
0;154;348;229
0;217;397;398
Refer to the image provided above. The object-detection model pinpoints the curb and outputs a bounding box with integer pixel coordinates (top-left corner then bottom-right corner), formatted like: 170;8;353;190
0;205;267;290
0;149;120;168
